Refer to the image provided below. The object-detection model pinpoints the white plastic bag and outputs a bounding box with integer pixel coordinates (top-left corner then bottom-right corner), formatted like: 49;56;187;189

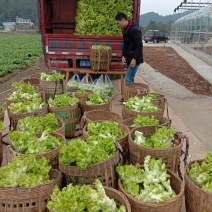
93;75;113;99
66;73;80;90
78;74;94;91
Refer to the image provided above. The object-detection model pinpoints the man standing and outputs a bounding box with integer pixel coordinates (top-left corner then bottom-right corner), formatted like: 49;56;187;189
115;12;143;83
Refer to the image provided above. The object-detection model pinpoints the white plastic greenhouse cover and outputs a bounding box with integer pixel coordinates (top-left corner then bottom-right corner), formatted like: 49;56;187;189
174;2;212;24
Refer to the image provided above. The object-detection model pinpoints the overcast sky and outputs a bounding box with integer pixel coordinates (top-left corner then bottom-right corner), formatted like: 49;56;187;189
140;0;183;16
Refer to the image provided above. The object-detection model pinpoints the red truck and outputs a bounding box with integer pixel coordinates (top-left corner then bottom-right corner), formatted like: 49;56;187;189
37;0;141;70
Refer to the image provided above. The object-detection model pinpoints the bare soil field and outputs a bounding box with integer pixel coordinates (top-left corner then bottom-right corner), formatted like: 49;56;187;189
143;46;212;96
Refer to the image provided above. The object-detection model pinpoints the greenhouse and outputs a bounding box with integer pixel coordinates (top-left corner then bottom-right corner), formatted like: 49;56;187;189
171;0;212;65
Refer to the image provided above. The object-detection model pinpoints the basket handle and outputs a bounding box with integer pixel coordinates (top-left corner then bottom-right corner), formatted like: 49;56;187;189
7;145;17;158
163;98;169;119
97;49;101;72
116;142;123;165
175;132;190;181
106;49;110;72
53;78;64;99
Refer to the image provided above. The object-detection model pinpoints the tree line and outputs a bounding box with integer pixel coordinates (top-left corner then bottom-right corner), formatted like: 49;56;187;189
0;0;37;24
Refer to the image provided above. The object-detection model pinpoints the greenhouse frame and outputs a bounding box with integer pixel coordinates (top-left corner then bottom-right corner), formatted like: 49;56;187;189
171;0;212;65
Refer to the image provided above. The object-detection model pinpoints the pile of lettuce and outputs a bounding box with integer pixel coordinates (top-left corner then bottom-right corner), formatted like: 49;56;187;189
7;82;40;101
132;114;160;127
9;130;65;154
87;121;123;139
8;97;45;114
47;179;126;212
86;93;108;105
17;113;61;133
59;136;116;170
187;151;212;193
134;126;175;149
116;155;176;203
123;96;159;112
75;0;133;36
40;72;64;81
0;156;51;188
48;93;79;107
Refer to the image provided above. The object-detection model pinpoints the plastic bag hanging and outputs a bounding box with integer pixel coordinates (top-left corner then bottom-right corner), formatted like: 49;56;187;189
78;74;94;91
66;73;80;90
92;75;113;99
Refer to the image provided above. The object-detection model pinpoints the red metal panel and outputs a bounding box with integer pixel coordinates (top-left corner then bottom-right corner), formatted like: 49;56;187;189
52;0;77;34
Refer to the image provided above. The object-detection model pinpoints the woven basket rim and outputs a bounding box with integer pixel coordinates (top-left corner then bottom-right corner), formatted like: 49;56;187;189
48;103;79;110
129;126;183;151
84;110;123;122
185;159;212;196
9;132;66;156
8;103;48;115
16;116;65;133
118;169;185;206
0;169;61;191
59;150;120;169
83;120;130;139
123;115;170;127
85;100;111;106
123;105;162;114
104;186;131;211
125;82;150;89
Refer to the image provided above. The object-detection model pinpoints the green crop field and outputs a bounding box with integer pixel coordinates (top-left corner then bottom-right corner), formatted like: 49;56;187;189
0;33;43;77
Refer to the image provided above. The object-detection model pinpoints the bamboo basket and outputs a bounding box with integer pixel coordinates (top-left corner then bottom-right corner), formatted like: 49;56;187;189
123;115;171;131
83;100;112;112
103;186;131;212
47;185;131;212
185;159;212;212
5;89;45;108
128;126;183;172
122;106;164;120
0;169;62;212
83;120;130;160
118;169;184;212
90;48;112;71
124;82;150;102
83;110;123;123
48;104;80;138
8;104;48;130
59;150;121;188
8;132;67;168
16;116;65;137
40;79;65;102
138;92;167;115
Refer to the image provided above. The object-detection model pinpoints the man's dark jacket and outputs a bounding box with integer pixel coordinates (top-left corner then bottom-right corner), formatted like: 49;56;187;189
122;21;143;66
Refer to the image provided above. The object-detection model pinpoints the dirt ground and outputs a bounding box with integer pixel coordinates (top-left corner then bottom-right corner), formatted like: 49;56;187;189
143;46;212;96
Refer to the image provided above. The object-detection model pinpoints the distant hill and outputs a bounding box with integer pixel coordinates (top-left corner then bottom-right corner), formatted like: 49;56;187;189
140;12;174;26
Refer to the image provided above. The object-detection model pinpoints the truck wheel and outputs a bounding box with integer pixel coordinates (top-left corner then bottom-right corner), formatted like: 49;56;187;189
145;41;148;43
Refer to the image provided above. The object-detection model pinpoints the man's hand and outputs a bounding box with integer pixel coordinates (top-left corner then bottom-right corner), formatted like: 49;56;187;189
130;58;136;68
122;56;126;64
